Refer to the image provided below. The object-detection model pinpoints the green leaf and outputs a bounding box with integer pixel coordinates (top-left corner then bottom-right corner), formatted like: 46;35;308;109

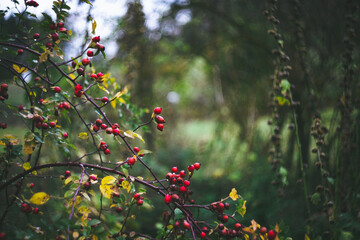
280;79;291;94
236;198;247;217
276;96;290;106
311;192;321;206
88;219;101;227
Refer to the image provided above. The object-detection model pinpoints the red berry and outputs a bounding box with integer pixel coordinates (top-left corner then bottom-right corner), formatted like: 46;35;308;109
93;125;99;132
259;226;267;235
91;73;98;79
218;202;225;212
172;166;178;173
29;183;35;188
17;49;24;55
87;50;94;57
33;33;40;39
224;202;230;209
59;27;67;33
116;207;122;213
154;107;162;115
0;232;5;239
183;220;190;229
33;207;39;214
45;42;52;49
113;128;120;136
200;232;206;238
179;170;186;178
194;162;201;170
112;123;119;129
84;181;91;189
71;61;77;68
95;119;102;126
51;32;59;41
63;132;68;139
50;23;57;30
1;83;8;91
184;180;190;187
102;97;109;103
164;194;172;204
35;121;42;129
92;36;101;42
42;123;49;129
89;175;97;181
97;72;104;78
235;223;242;231
65;170;71;176
157;123;164;131
188;165;195;172
101;123;107;129
136;199;143;206
58;22;64;28
222;214;229;223
268;230;276;240
49;122;56;128
105;128;113;134
180;186;187;192
54;86;61;93
96;43;105;51
104;149;110;155
128;157;135;166
133;147;140;152
155;115;165;123
82;58;90;66
134;193;141;200
77;68;84;76
75;84;83;91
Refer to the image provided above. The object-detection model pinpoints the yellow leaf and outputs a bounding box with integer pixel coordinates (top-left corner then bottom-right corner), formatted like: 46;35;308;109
91;235;98;240
39;51;49;63
119;98;126;104
101;176;116;185
24;142;36;155
122;180;131;193
99;184;114;199
68;30;72;36
69;74;76;80
244;234;249;240
133;132;145;143
64;176;73;185
69;195;81;207
229;188;239;201
238;200;246;217
78;206;91;214
276;96;290;106
305;234;310;240
78;132;89;140
29;192;50;205
32;171;37;175
73;232;79;239
98;85;109;94
23;162;31;171
13;64;28;74
111;99;116;109
92;20;97;34
110;204;118;208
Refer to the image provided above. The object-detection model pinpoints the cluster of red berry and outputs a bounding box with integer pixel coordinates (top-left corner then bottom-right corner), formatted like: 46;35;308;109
153;107;165;131
0;84;8;102
84;175;97;190
74;84;83;98
33;115;55;129
133;192;144;206
57;101;71;110
20;203;39;215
